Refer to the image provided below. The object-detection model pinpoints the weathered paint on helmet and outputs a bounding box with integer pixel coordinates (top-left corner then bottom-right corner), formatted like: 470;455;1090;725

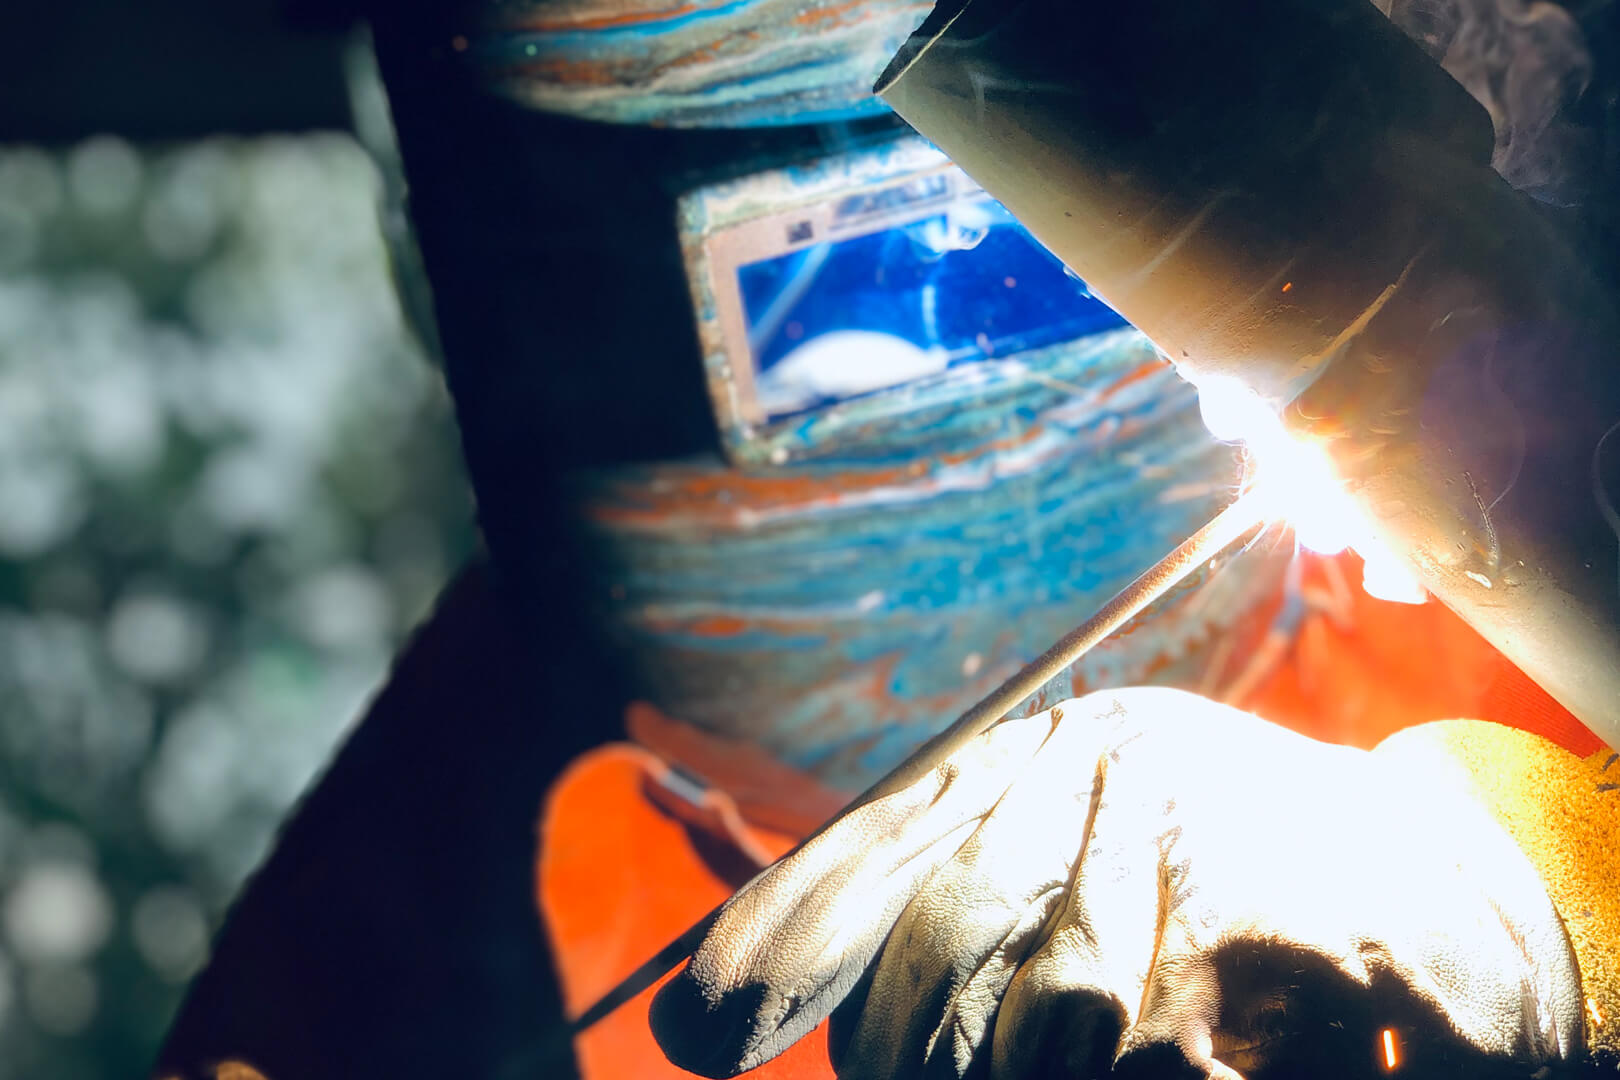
463;0;931;127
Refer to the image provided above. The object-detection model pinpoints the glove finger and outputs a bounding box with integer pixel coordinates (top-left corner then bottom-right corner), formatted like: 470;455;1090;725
651;707;1059;1078
984;690;1210;1080
839;696;1133;1080
987;688;1297;1080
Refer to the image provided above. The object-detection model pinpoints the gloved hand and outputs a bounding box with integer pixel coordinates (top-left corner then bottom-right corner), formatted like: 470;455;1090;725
650;688;1584;1080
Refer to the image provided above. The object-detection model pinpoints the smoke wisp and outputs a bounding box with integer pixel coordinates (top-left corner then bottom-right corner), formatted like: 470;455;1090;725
1377;0;1595;204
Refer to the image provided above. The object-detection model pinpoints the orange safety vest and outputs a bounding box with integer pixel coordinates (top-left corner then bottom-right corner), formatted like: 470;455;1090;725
536;550;1604;1080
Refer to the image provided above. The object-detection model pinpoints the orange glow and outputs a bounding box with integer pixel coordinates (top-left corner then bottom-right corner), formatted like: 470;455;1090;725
1282;281;1293;292
1382;1028;1399;1070
1589;997;1606;1028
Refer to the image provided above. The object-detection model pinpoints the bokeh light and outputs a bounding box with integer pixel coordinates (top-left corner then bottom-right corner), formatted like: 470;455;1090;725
0;131;473;1079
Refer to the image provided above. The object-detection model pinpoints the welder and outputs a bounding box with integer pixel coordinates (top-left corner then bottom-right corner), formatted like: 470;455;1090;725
155;1;1617;1078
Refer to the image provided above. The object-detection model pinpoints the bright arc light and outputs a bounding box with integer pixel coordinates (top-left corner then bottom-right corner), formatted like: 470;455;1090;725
1194;375;1361;555
1194;375;1427;604
1361;545;1430;605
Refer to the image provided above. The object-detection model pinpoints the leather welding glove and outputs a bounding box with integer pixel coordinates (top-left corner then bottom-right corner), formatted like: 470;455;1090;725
650;687;1584;1080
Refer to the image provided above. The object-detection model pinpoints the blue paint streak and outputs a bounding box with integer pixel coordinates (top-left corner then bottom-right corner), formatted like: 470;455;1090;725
496;0;765;50
571;330;1285;789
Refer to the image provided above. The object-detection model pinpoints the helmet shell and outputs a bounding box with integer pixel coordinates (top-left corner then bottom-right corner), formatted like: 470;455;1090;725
463;0;931;127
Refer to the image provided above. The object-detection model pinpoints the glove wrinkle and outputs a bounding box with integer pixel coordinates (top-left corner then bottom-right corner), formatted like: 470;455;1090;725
997;986;1131;1080
826;951;878;1073
653;712;1057;1076
1119;949;1230;1078
924;884;1070;1073
843;706;1133;1080
995;704;1190;1080
922;755;1111;1079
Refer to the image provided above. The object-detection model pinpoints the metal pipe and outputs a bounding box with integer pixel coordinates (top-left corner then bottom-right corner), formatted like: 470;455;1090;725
877;0;1620;748
570;490;1268;1032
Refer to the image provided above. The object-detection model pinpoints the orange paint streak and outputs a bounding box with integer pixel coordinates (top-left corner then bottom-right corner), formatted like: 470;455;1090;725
792;0;870;26
517;57;630;87
636;607;836;638
578;364;1198;529
687;615;750;637
585;430;1105;530
658;465;912;502
503;1;722;34
494;0;921;34
1099;359;1171;396
656;35;734;72
622;429;1044;507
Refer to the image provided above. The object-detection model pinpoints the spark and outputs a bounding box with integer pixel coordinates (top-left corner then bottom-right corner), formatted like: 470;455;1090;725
1382;1028;1399;1071
1588;997;1606;1028
1194;375;1426;604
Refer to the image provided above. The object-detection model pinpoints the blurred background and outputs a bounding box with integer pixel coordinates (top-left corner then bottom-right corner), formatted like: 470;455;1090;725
0;3;474;1077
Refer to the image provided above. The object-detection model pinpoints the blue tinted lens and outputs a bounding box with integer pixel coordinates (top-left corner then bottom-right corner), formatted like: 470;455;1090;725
738;197;1126;421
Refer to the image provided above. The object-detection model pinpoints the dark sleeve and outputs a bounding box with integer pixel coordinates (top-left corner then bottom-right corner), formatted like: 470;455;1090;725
155;562;617;1080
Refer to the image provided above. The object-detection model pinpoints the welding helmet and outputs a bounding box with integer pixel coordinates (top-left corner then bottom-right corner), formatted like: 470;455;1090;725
364;2;1288;792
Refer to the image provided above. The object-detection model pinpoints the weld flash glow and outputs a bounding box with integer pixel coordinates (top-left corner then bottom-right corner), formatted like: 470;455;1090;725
1193;376;1427;605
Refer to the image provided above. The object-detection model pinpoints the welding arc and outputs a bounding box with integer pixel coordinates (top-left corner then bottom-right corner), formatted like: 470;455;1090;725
568;489;1268;1036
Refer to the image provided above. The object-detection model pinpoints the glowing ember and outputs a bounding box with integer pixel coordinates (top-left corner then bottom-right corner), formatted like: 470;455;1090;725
1194;375;1427;604
1382;1028;1400;1070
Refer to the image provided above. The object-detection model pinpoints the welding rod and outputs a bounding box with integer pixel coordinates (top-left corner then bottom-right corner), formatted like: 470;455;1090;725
570;488;1269;1034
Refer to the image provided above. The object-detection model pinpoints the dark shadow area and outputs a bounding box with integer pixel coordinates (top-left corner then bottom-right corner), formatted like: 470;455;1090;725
156;562;604;1080
0;1;354;142
1152;939;1570;1080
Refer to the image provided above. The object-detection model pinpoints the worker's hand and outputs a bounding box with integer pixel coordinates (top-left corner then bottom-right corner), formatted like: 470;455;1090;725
649;688;1583;1079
